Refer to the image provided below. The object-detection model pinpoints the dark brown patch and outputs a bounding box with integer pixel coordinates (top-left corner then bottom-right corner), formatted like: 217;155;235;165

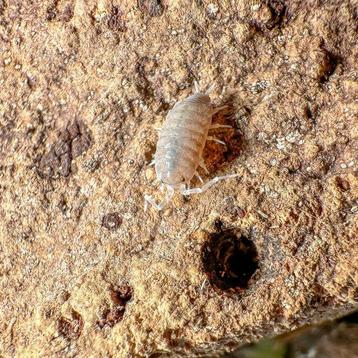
83;156;101;173
101;213;122;231
37;120;92;179
134;56;157;101
58;310;83;340
96;285;133;329
202;229;258;292
266;0;287;29
0;121;15;161
107;6;126;32
213;218;224;231
46;0;59;21
291;234;305;256
138;0;165;17
144;144;156;163
336;177;350;191
45;308;55;319
110;285;133;305
57;195;69;215
223;198;246;220
0;0;7;16
62;4;74;22
26;76;36;89
202;104;243;173
318;48;341;83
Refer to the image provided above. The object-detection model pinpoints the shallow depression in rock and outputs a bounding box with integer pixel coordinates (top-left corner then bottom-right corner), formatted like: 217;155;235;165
202;231;258;292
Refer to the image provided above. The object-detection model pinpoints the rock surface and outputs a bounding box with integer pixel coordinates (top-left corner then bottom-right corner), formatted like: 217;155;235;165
0;0;357;356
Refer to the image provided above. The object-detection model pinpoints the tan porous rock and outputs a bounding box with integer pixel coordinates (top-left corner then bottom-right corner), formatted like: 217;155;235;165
0;0;357;356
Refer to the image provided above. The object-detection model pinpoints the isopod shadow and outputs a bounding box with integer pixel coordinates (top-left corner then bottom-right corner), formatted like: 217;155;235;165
201;94;245;177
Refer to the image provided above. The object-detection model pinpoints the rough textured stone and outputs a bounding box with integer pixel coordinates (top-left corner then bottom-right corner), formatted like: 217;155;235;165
0;0;357;356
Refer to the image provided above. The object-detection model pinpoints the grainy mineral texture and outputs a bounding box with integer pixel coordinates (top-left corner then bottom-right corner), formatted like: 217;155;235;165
0;0;357;356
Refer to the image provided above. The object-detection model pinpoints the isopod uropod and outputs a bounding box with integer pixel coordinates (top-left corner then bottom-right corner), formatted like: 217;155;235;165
144;81;238;211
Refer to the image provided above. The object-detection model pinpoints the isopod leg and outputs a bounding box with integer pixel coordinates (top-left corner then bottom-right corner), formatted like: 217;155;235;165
194;80;201;93
180;174;239;196
207;136;226;146
199;159;209;174
211;105;228;115
195;171;204;183
205;83;216;95
144;194;162;211
144;185;175;211
209;123;232;130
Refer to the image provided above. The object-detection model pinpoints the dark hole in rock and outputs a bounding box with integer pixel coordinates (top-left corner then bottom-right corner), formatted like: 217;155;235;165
144;144;156;163
0;0;7;16
266;0;288;29
318;49;341;84
107;5;126;32
96;306;125;329
62;4;74;22
110;285;133;305
102;212;122;230
336;177;350;191
200;100;243;176
96;285;133;329
202;230;258;291
57;310;83;340
138;0;165;17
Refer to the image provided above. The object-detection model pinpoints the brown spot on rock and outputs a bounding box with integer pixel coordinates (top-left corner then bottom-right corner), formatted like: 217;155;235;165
138;0;165;17
266;0;288;29
102;213;122;231
224;198;246;220
0;0;7;16
96;285;133;329
37;120;92;179
62;4;74;22
46;1;58;21
110;285;133;305
108;6;126;32
318;48;341;83
58;310;83;340
336;177;350;191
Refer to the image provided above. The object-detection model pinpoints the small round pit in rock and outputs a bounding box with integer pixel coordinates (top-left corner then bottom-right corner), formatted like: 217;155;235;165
57;310;83;340
102;213;122;230
202;230;258;292
138;0;165;17
96;285;133;329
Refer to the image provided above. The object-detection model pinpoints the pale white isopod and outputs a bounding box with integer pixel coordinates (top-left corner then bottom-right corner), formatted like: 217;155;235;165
144;82;238;211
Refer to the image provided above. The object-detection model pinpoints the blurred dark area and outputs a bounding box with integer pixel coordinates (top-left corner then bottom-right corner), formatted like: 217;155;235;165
225;311;358;358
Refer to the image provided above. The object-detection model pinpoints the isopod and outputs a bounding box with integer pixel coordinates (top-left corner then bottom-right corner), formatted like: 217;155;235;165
144;81;238;211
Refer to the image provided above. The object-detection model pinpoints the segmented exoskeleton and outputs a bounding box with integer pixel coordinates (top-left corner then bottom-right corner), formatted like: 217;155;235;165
144;82;238;211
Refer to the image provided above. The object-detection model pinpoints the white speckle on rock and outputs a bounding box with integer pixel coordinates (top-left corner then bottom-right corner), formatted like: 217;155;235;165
251;80;269;93
257;132;268;141
207;3;219;17
276;139;286;150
